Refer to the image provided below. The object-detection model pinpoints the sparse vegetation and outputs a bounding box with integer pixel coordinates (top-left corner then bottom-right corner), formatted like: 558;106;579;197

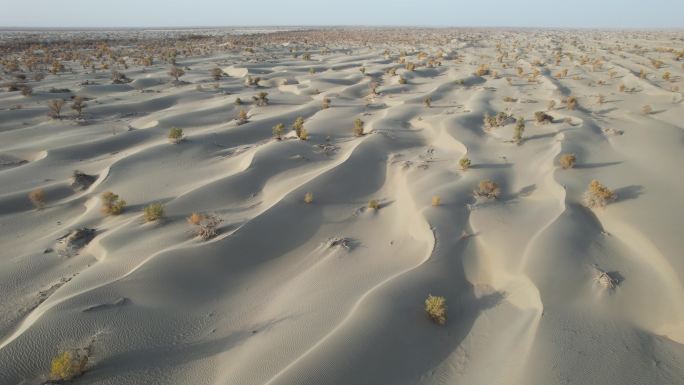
583;180;616;208
29;188;45;209
459;157;471;170
71;96;87;118
431;195;441;207
143;203;165;222
353;118;365;137
304;192;314;204
368;200;379;210
50;350;88;381
48;99;65;119
424;96;432;108
187;213;222;240
559;153;577;169
211;67;223;81
237;109;248;124
474;180;500;199
322;97;331;109
169;66;185;82
534;111;553;124
101;192;126;215
272;123;285;140
253;92;269;106
425;294;447;325
168;127;184;144
513;117;525;144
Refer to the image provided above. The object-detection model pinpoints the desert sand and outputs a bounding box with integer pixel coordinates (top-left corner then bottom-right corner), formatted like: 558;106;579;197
1;28;683;385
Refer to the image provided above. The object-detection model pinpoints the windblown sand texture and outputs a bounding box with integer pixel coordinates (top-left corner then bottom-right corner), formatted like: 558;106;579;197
1;28;684;385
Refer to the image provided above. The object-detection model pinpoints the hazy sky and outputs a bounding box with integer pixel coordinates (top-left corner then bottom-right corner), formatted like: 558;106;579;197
2;0;683;28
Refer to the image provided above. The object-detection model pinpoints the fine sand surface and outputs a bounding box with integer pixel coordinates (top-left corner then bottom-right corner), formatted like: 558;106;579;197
1;28;683;385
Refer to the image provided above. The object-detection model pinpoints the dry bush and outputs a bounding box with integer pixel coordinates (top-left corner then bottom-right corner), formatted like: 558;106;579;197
425;294;447;325
475;64;489;76
20;85;33;96
29;188;45;209
618;84;626;92
272;123;285;140
368;199;379;210
304;192;314;204
474;180;500;199
101;192;126;215
50;349;88;381
423;96;432;108
322;97;330;109
459;157;471;170
234;97;242;105
583;180;616;208
237;109;248;124
534;111;553;124
566;96;578;110
642;105;652;114
71;96;87;117
48;99;65;119
353;118;365;137
513;117;525;144
483;111;511;129
168;127;184;144
292;116;307;140
253;92;269;106
431;195;441;207
169;66;185;81
111;70;129;84
143;203;164;222
662;71;671;81
547;100;556;111
211;67;223;81
503;96;517;102
187;213;223;240
559;153;576;169
398;76;407;84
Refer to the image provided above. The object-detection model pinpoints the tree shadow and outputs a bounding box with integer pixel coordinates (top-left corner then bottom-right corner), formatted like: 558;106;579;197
470;163;512;170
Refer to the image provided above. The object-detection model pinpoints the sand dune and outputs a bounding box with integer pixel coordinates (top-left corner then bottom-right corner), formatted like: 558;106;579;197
1;28;683;385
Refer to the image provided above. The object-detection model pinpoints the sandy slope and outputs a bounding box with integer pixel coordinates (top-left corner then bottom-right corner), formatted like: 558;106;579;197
1;29;683;385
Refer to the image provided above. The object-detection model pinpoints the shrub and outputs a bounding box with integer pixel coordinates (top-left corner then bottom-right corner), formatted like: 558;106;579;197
559;153;576;169
566;96;578;110
50;350;88;381
20;85;33;96
513;117;525;144
48;99;65;119
143;203;164;222
663;71;671;81
237;109;248;124
642;105;652;114
304;192;313;204
292;116;304;135
353;118;365;137
188;213;222;240
474;180;500;199
475;64;489;76
368;199;379;210
253;92;269;106
272;123;285;140
71;96;87;117
483;111;510;129
398;76;407;84
425;294;447;325
169;66;185;81
534;111;553;124
234;97;243;105
298;128;309;140
423;96;432;108
211;67;223;81
111;71;129;84
547;100;556;111
29;188;45;209
101;192;126;215
168;127;184;144
322;97;330;109
459;157;471;170
431;195;441;207
583;180;616;208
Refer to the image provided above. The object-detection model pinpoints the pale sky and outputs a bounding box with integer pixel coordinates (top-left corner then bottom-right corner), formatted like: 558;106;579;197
2;0;683;29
